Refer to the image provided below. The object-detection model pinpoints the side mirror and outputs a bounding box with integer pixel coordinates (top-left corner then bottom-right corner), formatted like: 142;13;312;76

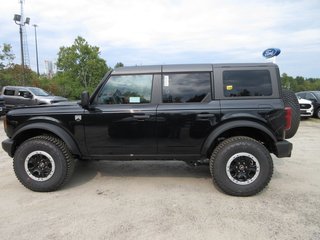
81;91;90;109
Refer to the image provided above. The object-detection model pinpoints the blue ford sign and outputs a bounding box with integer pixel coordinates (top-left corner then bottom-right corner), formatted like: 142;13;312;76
262;48;281;58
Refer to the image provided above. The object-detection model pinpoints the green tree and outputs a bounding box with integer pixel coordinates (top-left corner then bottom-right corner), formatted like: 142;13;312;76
114;62;124;68
0;64;37;88
0;43;15;70
56;36;109;99
281;73;320;92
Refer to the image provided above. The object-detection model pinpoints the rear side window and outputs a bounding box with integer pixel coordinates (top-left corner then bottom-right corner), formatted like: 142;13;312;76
4;89;15;96
223;70;272;97
162;73;211;103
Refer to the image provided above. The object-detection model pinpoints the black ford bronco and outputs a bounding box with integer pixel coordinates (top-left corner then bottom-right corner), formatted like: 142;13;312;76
1;63;300;196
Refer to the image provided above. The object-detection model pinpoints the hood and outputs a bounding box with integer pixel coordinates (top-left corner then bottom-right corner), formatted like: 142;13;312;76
6;101;84;116
36;95;68;104
298;98;312;104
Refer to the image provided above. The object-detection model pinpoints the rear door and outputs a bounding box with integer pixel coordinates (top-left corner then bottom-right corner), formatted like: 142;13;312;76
156;66;220;158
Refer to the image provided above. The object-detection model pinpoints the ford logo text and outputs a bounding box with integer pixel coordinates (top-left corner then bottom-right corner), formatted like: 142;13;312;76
262;48;281;58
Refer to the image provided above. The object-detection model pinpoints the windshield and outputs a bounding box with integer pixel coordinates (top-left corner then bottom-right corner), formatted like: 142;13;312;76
29;87;50;96
313;91;320;100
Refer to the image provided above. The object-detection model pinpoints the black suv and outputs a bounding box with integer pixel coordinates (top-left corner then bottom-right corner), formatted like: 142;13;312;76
296;91;320;118
1;63;298;196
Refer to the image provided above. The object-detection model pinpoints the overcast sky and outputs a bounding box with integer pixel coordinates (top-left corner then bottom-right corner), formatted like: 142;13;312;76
1;0;319;77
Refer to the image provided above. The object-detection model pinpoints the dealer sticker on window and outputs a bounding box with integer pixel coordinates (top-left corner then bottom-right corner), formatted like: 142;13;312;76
129;97;140;103
226;85;233;90
164;75;169;87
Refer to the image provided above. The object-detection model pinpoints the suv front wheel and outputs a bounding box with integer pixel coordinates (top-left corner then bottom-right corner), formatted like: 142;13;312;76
315;108;320;119
13;135;75;192
209;136;273;196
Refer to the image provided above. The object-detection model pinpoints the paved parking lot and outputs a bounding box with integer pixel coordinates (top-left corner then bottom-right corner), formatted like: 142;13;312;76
0;117;320;240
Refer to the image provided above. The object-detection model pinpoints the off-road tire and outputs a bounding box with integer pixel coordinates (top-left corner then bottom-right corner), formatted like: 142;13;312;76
13;135;75;192
282;89;300;139
209;136;273;197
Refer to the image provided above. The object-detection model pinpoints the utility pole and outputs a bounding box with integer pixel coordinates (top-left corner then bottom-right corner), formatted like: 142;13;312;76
13;0;30;84
20;0;30;68
33;24;39;76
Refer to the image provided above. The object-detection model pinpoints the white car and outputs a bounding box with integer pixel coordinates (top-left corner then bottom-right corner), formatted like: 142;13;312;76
297;97;314;118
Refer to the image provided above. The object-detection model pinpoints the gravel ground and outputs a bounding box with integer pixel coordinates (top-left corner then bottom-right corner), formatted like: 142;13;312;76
0;117;320;240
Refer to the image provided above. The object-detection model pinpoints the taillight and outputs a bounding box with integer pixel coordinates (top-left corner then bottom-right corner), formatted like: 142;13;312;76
285;107;292;130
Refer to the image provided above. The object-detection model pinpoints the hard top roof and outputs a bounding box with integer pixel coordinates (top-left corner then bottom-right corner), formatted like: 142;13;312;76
112;63;277;75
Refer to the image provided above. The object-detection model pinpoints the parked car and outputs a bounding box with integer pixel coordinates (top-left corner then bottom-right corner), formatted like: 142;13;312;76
1;86;67;111
296;96;314;118
0;95;5;116
296;91;320;118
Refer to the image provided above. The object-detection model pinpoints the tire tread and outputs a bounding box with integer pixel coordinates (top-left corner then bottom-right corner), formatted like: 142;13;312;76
209;136;273;196
13;135;75;192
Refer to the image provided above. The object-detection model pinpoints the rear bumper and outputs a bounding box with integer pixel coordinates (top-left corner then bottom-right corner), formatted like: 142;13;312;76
275;140;292;158
2;139;14;157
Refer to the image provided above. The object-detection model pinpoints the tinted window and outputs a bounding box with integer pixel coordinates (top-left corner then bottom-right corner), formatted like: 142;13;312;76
96;74;153;104
162;73;211;103
223;70;272;97
4;89;15;96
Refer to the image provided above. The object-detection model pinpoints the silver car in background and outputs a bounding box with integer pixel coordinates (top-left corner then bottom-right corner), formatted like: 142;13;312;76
1;86;67;111
296;96;314;118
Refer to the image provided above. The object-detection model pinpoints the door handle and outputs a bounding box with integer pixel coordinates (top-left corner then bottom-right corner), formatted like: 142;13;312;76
133;114;150;120
197;113;214;118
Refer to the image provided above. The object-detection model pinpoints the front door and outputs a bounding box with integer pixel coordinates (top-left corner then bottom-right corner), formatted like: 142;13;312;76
84;74;157;158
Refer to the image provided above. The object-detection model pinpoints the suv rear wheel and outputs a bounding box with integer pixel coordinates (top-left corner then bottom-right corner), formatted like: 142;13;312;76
13;135;75;192
209;136;273;196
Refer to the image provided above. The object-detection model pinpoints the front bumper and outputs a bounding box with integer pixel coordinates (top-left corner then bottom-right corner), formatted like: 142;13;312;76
2;139;14;157
275;140;292;158
300;109;313;117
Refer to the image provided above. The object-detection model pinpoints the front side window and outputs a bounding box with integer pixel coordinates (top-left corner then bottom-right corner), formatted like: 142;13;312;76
96;74;153;104
223;70;272;97
18;90;32;98
162;73;211;103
